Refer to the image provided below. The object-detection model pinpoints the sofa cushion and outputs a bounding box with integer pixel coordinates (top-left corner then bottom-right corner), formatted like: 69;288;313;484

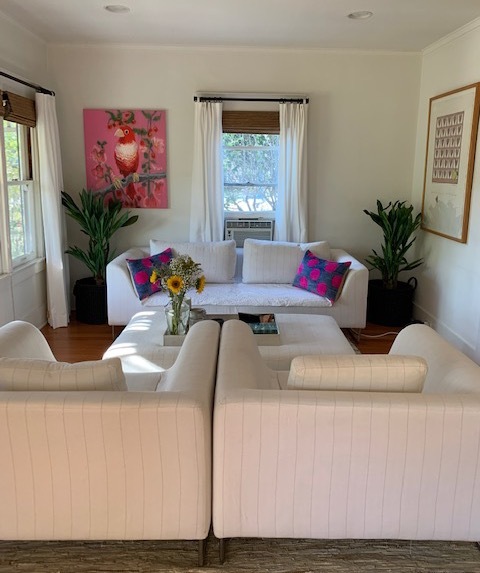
242;239;331;284
126;248;173;300
292;250;351;303
287;354;427;392
150;239;236;283
0;357;127;391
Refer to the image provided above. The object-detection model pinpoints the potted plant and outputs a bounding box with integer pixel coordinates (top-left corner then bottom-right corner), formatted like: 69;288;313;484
363;199;423;326
62;190;138;324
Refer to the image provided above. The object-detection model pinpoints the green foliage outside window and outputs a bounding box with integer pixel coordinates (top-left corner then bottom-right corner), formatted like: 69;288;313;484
3;121;33;260
223;133;279;212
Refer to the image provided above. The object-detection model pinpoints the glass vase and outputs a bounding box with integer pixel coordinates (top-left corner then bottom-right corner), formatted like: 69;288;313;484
165;299;190;335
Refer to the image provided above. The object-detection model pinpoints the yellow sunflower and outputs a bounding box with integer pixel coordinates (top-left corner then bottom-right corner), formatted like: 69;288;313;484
167;275;184;295
196;275;206;294
150;270;159;284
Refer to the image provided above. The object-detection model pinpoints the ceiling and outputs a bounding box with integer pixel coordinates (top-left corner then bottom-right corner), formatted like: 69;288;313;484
1;0;480;52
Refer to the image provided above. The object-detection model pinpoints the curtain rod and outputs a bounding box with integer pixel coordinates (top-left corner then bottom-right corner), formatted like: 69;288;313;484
194;96;308;104
0;70;54;96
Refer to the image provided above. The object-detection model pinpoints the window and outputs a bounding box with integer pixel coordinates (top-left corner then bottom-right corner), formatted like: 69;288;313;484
2;119;37;265
223;133;279;213
222;110;280;215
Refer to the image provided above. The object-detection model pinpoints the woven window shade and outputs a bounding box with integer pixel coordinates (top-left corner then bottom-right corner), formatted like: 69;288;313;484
0;91;36;127
222;111;279;134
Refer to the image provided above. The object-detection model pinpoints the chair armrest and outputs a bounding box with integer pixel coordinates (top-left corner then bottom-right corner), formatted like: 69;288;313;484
0;321;56;361
160;320;221;402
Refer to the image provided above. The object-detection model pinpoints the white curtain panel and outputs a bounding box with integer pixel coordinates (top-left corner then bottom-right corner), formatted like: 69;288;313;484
189;101;224;242
276;102;308;242
35;93;70;328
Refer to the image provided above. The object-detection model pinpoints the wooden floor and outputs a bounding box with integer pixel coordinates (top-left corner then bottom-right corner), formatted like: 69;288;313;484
40;316;400;362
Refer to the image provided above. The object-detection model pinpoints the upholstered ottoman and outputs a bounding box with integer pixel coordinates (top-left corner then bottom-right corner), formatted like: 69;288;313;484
104;312;354;388
258;314;354;370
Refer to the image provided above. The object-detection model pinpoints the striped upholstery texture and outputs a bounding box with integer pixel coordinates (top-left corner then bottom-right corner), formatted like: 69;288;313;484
0;357;127;391
287;354;427;392
0;319;220;541
213;320;480;541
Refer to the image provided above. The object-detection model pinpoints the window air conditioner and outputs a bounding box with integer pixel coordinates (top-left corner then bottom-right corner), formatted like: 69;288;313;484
224;219;274;247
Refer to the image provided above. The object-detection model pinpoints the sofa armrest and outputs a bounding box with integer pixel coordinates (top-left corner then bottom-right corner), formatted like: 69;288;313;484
106;247;149;325
0;321;56;361
390;323;480;393
330;248;369;295
217;319;278;393
160;320;220;401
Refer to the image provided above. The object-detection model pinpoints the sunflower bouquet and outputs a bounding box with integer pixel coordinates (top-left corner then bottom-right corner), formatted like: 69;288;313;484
150;254;205;335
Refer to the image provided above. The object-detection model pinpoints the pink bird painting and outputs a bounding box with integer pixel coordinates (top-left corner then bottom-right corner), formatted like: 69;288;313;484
83;109;168;208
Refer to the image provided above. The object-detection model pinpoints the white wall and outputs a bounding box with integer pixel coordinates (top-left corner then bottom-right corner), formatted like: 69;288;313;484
412;22;480;362
47;44;421;287
0;12;49;328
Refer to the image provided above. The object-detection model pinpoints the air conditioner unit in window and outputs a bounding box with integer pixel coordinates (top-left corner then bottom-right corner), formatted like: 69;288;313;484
224;218;274;247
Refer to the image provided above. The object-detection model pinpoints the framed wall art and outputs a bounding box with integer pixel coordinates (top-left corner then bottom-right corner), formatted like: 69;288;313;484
421;83;480;243
83;108;168;208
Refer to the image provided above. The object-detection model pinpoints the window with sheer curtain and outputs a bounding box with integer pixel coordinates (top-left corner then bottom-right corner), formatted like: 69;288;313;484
190;99;308;243
0;91;39;270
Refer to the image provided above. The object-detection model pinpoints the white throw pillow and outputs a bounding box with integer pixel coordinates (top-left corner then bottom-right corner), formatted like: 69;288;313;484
0;357;127;391
150;239;236;283
287;354;427;392
242;239;331;284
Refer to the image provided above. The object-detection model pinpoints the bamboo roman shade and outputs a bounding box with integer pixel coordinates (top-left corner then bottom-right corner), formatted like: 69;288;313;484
0;90;36;127
222;111;279;134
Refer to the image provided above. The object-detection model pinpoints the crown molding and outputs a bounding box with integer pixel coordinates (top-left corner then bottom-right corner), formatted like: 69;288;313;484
423;17;480;55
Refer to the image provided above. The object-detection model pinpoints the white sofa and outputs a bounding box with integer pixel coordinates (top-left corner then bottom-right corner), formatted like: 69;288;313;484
107;239;369;328
213;320;480;559
0;319;220;566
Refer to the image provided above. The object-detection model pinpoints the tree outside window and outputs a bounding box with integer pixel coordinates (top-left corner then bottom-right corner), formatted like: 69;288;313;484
223;133;279;213
3;120;35;263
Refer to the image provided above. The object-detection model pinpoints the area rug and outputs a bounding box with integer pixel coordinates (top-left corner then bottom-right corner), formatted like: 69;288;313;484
0;535;479;572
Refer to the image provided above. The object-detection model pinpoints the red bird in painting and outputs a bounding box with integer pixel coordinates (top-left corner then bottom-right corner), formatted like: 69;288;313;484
114;125;139;200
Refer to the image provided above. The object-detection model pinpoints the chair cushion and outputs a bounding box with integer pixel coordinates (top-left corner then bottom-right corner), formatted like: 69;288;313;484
126;248;173;300
287;354;427;392
242;239;331;284
292;250;351;303
150;239;236;283
0;357;127;391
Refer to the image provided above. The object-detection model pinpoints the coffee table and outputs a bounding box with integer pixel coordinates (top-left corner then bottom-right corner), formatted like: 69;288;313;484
103;311;354;390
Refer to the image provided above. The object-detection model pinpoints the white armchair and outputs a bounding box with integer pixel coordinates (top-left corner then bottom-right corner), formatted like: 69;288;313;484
0;319;220;566
213;320;480;561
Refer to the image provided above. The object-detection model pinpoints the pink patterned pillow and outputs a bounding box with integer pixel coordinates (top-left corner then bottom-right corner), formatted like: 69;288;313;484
292;250;351;303
126;248;173;300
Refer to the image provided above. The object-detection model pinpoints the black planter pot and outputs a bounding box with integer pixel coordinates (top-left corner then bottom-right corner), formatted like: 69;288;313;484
367;278;417;327
73;277;107;324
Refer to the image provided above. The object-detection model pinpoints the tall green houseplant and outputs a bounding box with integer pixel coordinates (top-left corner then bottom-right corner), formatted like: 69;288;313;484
62;190;138;324
62;190;138;285
363;200;423;290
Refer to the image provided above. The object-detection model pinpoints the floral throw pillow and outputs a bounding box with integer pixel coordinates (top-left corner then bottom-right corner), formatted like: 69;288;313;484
126;248;173;300
292;250;351;303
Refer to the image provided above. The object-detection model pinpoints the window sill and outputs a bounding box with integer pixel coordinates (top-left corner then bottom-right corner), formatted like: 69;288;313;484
12;257;46;285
